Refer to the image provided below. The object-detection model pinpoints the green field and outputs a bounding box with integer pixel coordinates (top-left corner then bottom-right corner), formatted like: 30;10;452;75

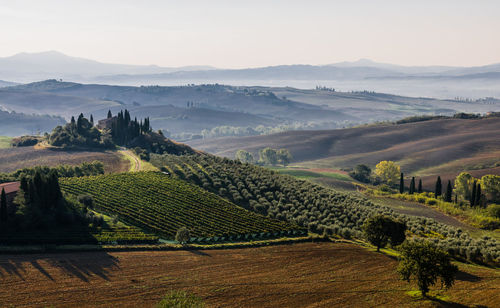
0;136;12;148
60;172;299;239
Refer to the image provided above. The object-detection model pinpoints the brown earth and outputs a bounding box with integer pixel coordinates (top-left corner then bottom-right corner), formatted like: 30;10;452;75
0;146;128;173
0;242;498;307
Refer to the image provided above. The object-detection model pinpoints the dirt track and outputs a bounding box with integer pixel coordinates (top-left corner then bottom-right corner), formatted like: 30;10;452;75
0;242;498;307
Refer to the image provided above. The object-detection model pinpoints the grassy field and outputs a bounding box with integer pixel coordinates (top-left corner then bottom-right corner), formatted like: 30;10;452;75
0;146;128;173
0;242;497;307
271;167;352;181
0;136;12;149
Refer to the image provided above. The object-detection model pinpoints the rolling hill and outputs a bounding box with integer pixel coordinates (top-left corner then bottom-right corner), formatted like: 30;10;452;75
2;79;500;139
188;117;500;183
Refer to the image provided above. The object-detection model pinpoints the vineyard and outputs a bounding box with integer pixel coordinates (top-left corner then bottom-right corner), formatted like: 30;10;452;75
150;154;500;264
59;172;300;239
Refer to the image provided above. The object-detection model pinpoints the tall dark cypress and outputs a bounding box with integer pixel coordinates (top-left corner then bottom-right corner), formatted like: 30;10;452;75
417;179;423;193
470;180;477;206
399;173;404;194
435;176;442;198
0;188;7;222
90;114;94;125
409;177;415;194
445;180;452;202
475;183;482;207
107;110;112;119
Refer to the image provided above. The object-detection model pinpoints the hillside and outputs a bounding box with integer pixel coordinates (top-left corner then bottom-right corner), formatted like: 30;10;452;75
60;172;300;239
3;80;500;139
188;117;500;181
150;153;500;263
0;110;65;136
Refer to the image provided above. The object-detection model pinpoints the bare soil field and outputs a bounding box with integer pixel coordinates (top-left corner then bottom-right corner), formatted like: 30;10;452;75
0;242;498;307
0;146;128;173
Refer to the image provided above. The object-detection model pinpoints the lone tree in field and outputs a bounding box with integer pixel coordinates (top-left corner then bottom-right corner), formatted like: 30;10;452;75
375;161;401;186
175;227;191;245
417;179;423;193
435;176;442;198
445;180;453;202
399;173;404;194
397;241;458;297
0;188;7;222
363;215;406;252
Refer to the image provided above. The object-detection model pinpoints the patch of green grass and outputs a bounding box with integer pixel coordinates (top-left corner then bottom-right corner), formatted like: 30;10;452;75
273;168;352;181
276;169;322;179
156;290;204;308
0;136;12;148
406;290;450;302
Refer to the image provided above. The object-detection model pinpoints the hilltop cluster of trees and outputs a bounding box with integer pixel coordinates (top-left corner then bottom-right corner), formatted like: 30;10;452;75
109;109;151;145
49;113;111;148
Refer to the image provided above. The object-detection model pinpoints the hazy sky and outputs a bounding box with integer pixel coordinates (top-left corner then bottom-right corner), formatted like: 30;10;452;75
1;0;499;68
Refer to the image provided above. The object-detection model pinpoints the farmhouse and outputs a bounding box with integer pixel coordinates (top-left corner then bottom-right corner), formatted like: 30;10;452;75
0;181;20;208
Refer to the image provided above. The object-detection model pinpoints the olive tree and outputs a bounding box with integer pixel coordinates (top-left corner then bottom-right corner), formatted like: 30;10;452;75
397;241;458;297
363;215;406;251
175;227;191;245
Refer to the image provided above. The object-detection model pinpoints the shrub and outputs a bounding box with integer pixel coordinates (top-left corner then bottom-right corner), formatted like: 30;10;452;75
488;204;500;219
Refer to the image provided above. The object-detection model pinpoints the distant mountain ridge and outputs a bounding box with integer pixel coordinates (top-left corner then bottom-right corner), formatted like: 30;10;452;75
1;51;500;84
0;51;215;82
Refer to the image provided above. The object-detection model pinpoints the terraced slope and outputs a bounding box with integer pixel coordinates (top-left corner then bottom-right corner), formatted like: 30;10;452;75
59;172;299;239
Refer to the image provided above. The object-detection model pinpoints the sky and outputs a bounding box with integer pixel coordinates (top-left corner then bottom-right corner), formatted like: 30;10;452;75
1;0;499;68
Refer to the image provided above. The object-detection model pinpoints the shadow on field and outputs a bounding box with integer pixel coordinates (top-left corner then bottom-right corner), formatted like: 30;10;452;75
0;251;119;282
187;249;211;257
428;297;485;308
455;270;481;282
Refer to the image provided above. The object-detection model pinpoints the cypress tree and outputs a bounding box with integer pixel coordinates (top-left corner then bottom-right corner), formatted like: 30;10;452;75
445;180;452;202
409;177;415;194
435;176;442;198
417;179;423;193
399;173;404;194
107;110;112;119
470;180;477;206
90;114;94;125
475;183;482;207
0;188;7;222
